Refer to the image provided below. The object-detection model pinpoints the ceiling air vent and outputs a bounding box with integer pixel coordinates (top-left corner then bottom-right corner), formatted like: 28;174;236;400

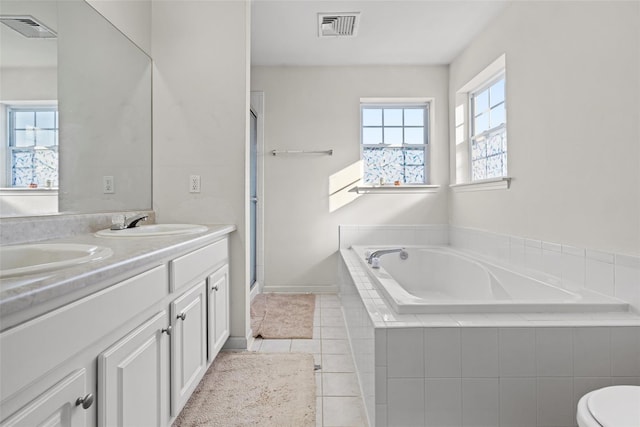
0;15;57;38
318;13;360;38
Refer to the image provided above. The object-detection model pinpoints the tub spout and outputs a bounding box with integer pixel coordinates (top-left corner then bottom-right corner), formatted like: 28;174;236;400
367;248;409;265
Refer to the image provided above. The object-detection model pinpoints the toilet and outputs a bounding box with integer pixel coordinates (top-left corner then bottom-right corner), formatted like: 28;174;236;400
577;385;640;427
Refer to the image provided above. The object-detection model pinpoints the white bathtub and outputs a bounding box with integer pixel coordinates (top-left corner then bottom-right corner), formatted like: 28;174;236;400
352;246;628;314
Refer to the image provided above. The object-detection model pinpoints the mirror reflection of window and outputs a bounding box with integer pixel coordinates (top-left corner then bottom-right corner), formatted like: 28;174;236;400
6;106;59;188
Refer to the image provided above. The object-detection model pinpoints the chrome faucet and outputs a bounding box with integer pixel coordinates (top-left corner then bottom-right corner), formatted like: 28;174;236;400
366;248;409;264
111;213;149;230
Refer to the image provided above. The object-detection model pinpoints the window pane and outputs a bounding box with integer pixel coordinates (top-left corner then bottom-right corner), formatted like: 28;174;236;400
384;127;403;145
471;139;486;160
362;108;382;126
12;151;34;186
404;148;424;166
363;147;426;184
474;89;489;114
490;103;506;127
474;112;489;134
472;158;487;181
34;149;58;186
490;78;505;106
486;155;503;179
15;111;35;129
486;132;503;156
404;127;424;144
35;130;57;146
35;111;56;129
404;108;424;126
404;166;424;184
15;130;36;147
383;109;403;126
363;127;382;144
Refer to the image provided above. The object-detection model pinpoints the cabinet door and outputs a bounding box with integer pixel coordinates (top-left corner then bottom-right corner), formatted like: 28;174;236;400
170;282;207;416
0;369;88;427
207;264;230;362
98;311;170;427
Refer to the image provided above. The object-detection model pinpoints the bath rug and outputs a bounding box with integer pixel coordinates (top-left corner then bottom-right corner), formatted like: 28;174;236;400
251;293;316;339
173;352;315;427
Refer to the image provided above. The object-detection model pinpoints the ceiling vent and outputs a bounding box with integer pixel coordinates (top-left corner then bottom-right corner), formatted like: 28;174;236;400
318;13;360;38
0;15;57;38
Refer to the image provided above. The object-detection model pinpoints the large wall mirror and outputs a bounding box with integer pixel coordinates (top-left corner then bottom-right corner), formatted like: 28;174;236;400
0;0;152;218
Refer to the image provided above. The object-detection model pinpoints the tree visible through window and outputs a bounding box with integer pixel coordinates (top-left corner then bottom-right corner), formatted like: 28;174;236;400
470;75;507;180
7;106;59;188
361;104;429;184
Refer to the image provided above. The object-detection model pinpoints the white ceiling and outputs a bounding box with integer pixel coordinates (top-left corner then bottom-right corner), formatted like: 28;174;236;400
251;0;510;66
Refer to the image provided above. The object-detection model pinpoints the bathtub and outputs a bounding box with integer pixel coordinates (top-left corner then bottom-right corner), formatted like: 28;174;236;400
351;245;628;314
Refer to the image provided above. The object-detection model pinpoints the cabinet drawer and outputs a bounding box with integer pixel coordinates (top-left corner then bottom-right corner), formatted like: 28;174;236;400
170;239;228;292
0;265;168;402
1;369;88;427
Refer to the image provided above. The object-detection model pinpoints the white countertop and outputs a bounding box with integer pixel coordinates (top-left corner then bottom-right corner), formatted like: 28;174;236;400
0;224;236;331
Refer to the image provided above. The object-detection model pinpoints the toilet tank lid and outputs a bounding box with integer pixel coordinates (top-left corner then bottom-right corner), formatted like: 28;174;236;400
588;386;640;427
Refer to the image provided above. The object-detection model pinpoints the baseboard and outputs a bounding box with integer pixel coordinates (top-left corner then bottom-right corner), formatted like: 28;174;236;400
223;332;252;350
262;284;339;294
250;281;263;302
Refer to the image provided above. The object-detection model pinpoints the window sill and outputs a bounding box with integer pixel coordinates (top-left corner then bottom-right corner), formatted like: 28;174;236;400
349;185;440;194
450;177;511;192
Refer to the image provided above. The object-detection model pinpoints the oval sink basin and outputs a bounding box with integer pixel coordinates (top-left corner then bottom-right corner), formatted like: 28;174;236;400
95;224;208;238
0;243;113;279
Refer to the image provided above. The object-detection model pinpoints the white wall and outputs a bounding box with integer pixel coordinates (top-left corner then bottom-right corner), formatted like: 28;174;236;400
152;0;251;346
87;0;152;55
449;1;640;256
251;65;449;291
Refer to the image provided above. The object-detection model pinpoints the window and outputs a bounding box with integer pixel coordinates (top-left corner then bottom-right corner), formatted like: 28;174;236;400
361;103;429;184
6;106;59;188
469;74;507;180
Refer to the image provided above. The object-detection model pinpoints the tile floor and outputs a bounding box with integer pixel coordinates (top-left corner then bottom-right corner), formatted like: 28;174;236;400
249;293;369;427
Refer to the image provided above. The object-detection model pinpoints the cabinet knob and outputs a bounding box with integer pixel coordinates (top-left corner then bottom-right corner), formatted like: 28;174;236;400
177;312;187;321
76;393;94;409
211;285;219;291
161;325;172;335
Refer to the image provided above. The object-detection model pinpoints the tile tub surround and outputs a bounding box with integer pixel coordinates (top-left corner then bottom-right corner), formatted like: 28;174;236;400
0;223;235;331
339;249;640;427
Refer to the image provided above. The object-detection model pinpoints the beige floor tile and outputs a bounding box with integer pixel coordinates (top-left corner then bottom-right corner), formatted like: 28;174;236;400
323;396;368;426
321;326;348;339
249;337;262;351
322;354;356;373
322;372;361;397
258;339;291;353
321;308;344;319
322;339;351;355
319;316;344;328
291;339;321;353
316;371;322;397
316;397;323;427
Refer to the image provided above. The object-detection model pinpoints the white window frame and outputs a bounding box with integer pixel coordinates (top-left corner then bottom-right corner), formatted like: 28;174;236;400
360;99;431;185
469;72;507;181
452;54;510;190
5;105;59;188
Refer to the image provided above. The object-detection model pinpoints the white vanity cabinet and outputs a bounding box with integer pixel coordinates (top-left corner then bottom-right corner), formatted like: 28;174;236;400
207;264;230;362
98;311;170;427
170;282;207;416
0;232;232;427
0;369;89;427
